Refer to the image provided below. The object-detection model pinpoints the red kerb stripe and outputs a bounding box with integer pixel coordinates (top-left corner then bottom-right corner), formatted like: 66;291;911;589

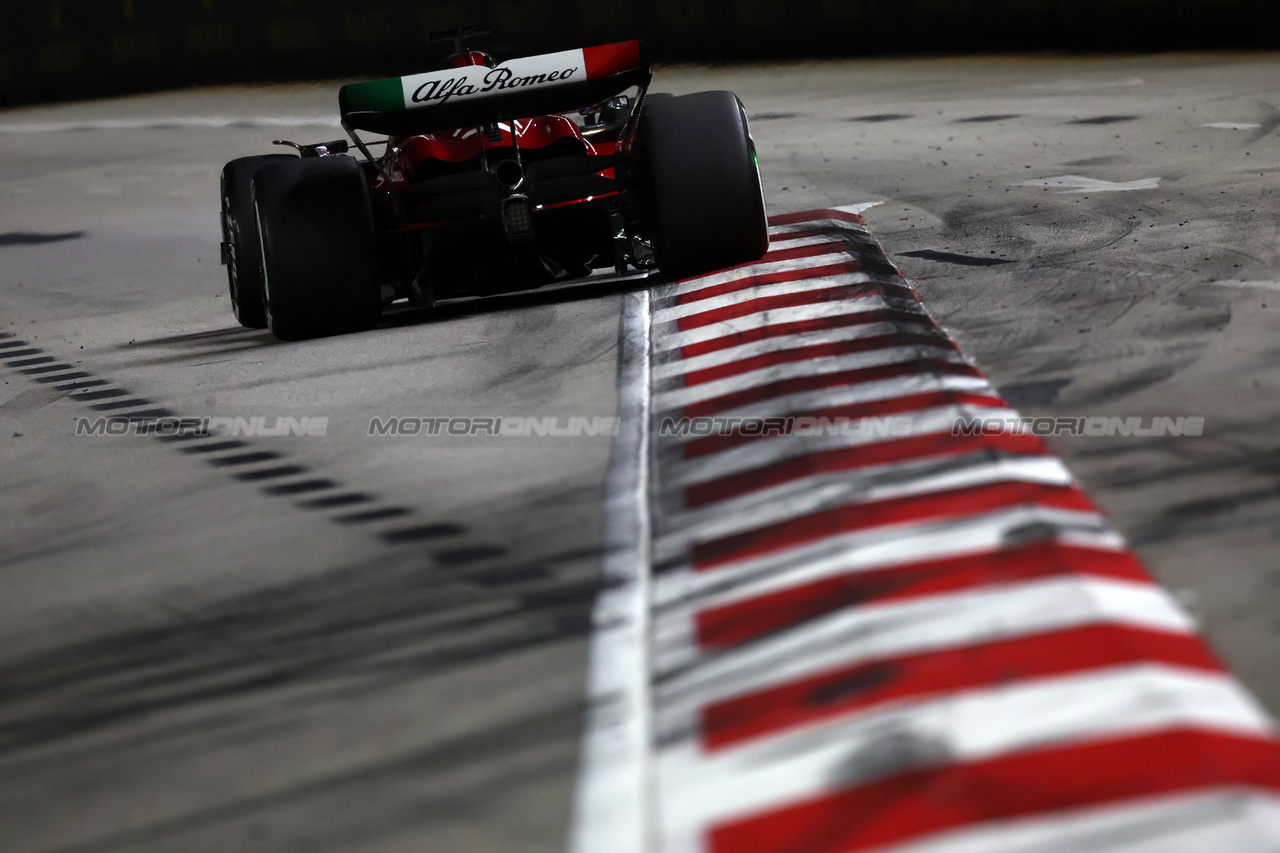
681;309;935;359
683;390;1004;458
692;481;1095;569
708;729;1280;853
685;431;1046;507
769;209;866;227
674;261;860;306
694;540;1148;650
679;358;981;419
769;225;862;243
681;332;958;387
676;282;917;331
702;624;1218;751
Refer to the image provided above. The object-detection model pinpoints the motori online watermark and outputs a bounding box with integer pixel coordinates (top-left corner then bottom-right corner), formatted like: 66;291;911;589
652;414;1207;439
658;415;916;438
368;415;620;438
75;415;329;437
952;415;1205;437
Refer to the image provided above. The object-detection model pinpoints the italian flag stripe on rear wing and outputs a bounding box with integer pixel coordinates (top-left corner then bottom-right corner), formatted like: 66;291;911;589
341;40;644;115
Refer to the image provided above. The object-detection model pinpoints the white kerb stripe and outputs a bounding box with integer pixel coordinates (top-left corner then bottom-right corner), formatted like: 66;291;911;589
655;447;1056;542
656;666;1272;839
653;456;1075;562
653;270;871;323
653;577;1190;704
652;294;927;352
652;320;949;381
653;347;970;413
662;249;853;297
653;506;1118;613
660;405;1016;490
655;373;996;432
766;231;867;250
768;216;872;236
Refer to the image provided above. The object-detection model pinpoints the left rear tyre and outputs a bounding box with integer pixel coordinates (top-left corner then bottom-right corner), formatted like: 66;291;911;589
220;154;293;328
250;156;382;341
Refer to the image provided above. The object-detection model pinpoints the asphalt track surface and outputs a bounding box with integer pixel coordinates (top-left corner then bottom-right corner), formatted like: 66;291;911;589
1;53;1279;852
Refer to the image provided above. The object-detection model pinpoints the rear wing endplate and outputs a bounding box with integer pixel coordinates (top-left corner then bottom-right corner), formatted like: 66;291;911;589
340;40;649;136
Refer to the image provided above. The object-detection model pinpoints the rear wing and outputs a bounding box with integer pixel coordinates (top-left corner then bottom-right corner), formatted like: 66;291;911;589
340;40;649;136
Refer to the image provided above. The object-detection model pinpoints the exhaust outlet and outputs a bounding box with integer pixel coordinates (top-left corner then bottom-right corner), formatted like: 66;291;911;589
493;159;524;189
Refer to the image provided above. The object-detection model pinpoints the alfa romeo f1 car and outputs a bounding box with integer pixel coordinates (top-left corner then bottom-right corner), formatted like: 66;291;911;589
219;31;769;340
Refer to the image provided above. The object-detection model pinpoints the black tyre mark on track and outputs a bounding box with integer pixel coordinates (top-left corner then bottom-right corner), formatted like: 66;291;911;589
1068;115;1138;125
848;113;912;123
380;523;466;545
0;333;478;551
433;545;508;566
999;378;1073;407
898;249;1016;267
955;114;1022;123
0;231;85;246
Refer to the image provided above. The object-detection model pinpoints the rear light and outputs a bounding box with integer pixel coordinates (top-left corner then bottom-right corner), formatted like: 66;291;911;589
502;195;534;242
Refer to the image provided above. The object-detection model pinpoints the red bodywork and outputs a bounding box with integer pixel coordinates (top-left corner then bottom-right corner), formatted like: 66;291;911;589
389;118;608;179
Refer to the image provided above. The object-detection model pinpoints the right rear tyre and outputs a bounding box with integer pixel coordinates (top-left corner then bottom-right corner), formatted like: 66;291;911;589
250;156;382;341
639;90;770;279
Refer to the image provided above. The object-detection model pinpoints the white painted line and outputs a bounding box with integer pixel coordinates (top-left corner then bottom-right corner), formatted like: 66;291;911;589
1016;175;1160;193
568;289;656;853
769;216;870;236
1203;122;1262;130
834;201;885;215
1024;77;1145;91
1211;279;1280;291
879;790;1280;853
656;667;1270;842
0;115;341;133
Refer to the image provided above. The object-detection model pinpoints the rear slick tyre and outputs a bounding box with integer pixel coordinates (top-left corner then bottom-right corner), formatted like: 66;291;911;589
250;156;381;341
640;90;769;279
220;154;292;328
